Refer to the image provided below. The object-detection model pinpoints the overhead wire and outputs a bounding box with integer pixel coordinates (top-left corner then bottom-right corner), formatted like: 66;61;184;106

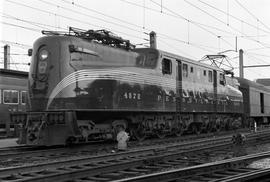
5;0;146;41
60;0;144;30
3;0;270;77
41;0;223;52
121;0;233;36
121;0;237;53
0;40;32;48
7;0;222;54
149;0;235;49
1;21;41;33
1;12;67;31
245;52;270;58
234;0;270;32
37;0;148;35
197;0;270;34
244;52;270;65
158;38;210;59
245;47;270;52
0;52;28;56
183;0;270;49
4;0;270;53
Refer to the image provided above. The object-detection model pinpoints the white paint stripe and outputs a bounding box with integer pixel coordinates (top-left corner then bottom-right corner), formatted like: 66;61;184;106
46;69;178;108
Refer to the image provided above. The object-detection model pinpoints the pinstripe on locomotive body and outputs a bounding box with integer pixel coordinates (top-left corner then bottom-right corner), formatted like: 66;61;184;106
17;28;244;146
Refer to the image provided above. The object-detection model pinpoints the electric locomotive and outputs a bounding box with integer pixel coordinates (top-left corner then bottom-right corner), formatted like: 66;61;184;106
15;27;244;146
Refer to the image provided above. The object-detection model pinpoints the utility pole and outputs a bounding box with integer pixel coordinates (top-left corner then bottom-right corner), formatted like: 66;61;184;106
239;48;270;77
239;49;244;78
149;31;157;49
4;44;10;70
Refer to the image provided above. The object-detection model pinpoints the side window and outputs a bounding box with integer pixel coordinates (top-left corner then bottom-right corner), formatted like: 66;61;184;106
219;73;226;85
21;91;27;105
190;66;193;73
3;90;19;104
162;58;172;74
183;63;188;77
208;70;213;82
203;70;206;76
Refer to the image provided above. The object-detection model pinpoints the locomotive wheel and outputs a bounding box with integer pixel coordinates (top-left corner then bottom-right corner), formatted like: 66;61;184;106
155;124;166;139
206;123;213;133
174;123;184;137
191;124;201;135
132;124;146;141
215;124;221;132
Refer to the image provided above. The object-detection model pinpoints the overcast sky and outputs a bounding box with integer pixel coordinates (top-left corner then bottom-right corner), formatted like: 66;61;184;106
1;0;270;80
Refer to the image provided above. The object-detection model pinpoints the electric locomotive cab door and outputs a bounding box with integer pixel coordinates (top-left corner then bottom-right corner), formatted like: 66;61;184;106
176;60;182;112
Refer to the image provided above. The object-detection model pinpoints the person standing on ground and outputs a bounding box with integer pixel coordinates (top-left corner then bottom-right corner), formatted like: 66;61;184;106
116;125;129;151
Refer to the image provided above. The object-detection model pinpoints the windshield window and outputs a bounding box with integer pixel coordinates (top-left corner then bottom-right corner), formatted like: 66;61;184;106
136;51;158;68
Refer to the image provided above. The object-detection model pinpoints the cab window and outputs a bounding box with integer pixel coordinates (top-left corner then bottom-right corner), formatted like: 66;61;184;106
162;58;172;74
3;90;19;104
136;51;158;68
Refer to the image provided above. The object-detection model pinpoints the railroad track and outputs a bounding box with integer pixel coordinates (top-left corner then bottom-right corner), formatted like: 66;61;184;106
0;128;252;167
119;150;270;182
0;129;269;182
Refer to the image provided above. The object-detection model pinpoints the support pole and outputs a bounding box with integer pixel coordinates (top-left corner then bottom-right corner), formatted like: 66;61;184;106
149;31;157;49
4;45;10;70
239;49;244;78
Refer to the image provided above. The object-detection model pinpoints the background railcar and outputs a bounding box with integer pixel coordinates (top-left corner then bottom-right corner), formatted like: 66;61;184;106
236;77;270;125
0;69;28;137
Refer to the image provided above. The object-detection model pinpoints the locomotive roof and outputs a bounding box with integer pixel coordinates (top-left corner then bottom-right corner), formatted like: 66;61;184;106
42;27;135;50
157;49;225;71
0;69;28;79
255;78;270;86
236;77;270;92
41;28;227;73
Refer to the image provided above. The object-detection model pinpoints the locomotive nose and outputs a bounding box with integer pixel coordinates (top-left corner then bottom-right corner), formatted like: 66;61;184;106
29;36;62;111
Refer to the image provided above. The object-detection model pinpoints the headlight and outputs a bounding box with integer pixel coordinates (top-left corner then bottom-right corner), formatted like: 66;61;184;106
39;49;49;60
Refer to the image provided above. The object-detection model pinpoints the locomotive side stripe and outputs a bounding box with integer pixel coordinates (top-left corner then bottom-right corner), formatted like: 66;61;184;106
55;69;176;89
47;69;178;108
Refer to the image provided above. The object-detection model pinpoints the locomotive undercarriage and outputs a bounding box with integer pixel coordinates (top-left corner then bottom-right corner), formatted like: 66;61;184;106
15;110;244;146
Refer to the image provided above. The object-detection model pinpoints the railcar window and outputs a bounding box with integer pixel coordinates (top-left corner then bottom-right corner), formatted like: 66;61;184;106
21;91;27;105
203;70;206;76
162;58;172;74
3;90;19;104
260;93;264;113
190;67;193;73
208;71;213;82
183;64;188;77
219;73;225;85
